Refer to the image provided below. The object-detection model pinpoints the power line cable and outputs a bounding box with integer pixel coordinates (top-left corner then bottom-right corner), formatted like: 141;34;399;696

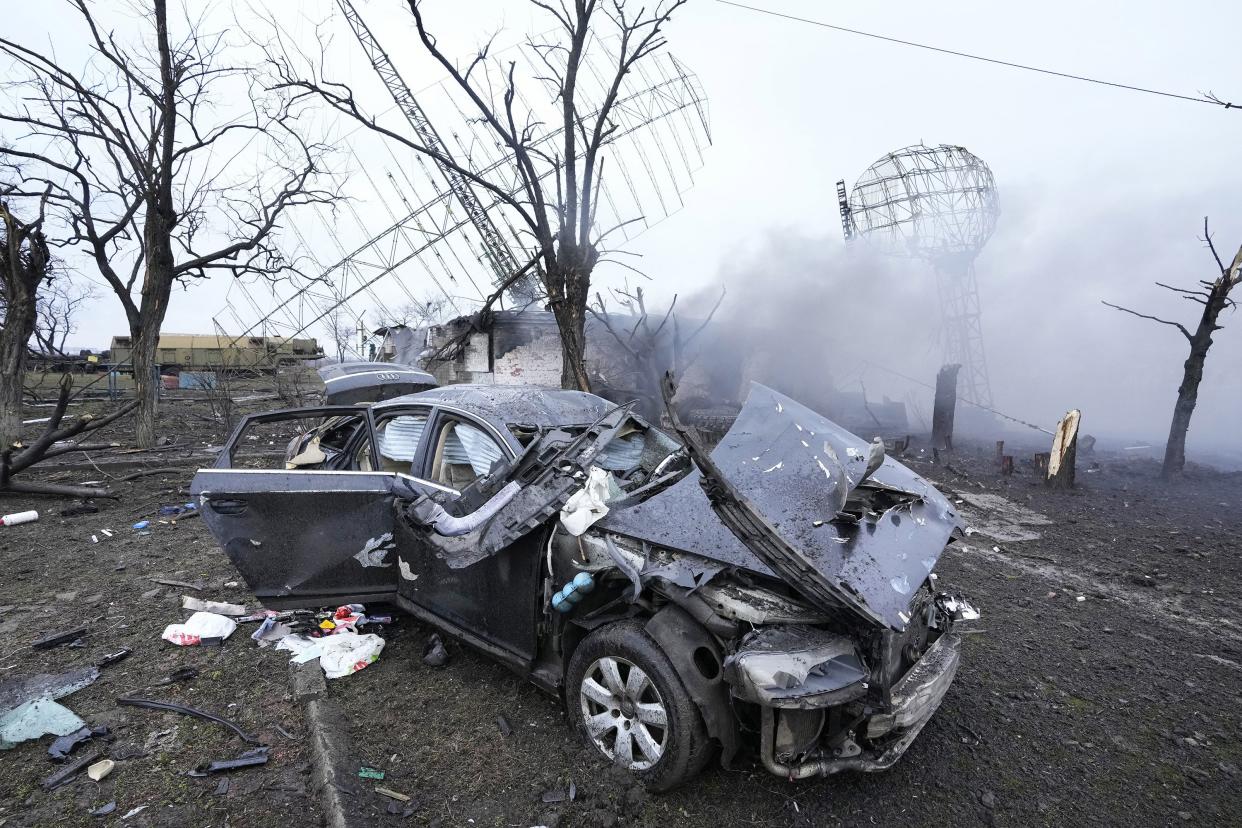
715;0;1237;111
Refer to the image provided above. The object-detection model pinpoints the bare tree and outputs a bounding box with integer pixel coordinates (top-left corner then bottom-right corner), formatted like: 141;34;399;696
0;198;51;448
374;296;450;330
0;0;336;447
265;0;686;391
589;284;724;419
32;278;99;357
1103;219;1242;477
323;307;356;363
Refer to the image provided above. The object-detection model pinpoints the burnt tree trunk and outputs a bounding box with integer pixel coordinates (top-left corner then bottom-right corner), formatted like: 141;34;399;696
1162;246;1242;478
0;205;49;449
931;364;961;451
547;244;596;392
130;0;179;450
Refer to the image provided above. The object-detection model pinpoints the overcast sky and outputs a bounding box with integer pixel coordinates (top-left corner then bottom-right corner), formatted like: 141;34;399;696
5;0;1241;455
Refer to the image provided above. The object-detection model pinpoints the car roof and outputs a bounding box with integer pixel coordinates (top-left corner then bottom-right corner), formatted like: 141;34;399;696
376;384;614;427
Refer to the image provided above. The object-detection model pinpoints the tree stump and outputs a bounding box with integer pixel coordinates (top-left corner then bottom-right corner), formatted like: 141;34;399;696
1046;409;1081;489
931;364;961;452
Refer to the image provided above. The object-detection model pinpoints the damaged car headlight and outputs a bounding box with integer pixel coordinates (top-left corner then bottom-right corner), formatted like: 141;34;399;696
723;626;869;708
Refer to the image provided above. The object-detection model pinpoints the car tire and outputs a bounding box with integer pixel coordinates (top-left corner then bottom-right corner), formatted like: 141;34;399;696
566;619;712;792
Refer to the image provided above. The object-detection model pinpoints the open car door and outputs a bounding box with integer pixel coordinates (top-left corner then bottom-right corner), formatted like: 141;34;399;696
191;407;400;609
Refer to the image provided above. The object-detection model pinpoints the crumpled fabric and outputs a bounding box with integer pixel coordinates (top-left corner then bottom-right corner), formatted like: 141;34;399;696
319;633;385;679
275;632;384;679
161;611;237;646
559;466;614;536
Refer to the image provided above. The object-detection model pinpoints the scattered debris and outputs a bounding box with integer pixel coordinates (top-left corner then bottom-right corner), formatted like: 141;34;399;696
87;758;115;781
214;777;230;795
88;802;116;817
0;666;99;749
161;611;237;646
132;520;150;530
117;697;262;744
376;786;410;802
151;667;199;686
48;725;109;761
148;577;204;591
0;510;39;526
121;805;148;820
42;748;102;790
33;627;88;650
181;595;248;616
97;648;132;667
422;633;448;667
188;746;269;776
358;766;385;780
276;632;385;679
1;699;87;750
272;723;298;741
251;615;293;646
496;714;512;737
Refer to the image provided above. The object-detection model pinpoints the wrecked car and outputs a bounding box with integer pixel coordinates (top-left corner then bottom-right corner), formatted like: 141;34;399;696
191;382;978;790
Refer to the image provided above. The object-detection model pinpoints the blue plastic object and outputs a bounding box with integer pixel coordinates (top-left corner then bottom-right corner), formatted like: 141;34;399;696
551;571;595;613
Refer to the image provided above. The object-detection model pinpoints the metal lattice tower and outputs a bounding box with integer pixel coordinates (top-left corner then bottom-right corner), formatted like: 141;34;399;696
211;9;710;349
336;0;533;299
843;144;999;408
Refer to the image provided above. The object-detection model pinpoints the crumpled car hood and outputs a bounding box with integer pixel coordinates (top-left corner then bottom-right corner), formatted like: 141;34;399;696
601;383;963;631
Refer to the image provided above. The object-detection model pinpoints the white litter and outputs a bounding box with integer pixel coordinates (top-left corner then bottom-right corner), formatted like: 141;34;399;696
275;634;323;664
181;595;248;616
161;611;237;646
318;632;385;679
276;632;384;679
122;806;147;820
559;466;613;536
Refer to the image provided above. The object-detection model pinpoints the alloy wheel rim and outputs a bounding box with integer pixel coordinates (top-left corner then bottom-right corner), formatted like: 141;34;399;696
579;656;669;770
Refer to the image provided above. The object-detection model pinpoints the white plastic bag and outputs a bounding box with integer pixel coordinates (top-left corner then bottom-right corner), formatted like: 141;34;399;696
161;611;237;646
275;634;323;664
317;632;385;679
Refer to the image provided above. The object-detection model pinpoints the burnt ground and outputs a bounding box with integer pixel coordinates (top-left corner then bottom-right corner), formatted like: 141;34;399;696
2;388;1240;827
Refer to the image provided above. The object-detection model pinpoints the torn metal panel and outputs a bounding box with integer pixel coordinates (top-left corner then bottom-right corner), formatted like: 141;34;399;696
191;469;397;608
660;379;962;630
404;405;633;568
0;666;99;716
864;633;961;738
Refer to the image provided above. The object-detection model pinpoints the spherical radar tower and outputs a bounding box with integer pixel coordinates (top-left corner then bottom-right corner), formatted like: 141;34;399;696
837;144;1000;407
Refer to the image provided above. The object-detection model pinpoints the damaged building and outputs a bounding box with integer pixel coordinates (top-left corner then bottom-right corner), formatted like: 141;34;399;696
374;308;908;439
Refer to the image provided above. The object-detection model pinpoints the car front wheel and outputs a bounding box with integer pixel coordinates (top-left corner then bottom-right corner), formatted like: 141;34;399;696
566;620;711;791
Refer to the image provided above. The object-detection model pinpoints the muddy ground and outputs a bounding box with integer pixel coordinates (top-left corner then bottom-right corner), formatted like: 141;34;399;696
1;386;1239;827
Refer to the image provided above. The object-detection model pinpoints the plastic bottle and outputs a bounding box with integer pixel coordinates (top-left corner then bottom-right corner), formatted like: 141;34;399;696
0;510;38;526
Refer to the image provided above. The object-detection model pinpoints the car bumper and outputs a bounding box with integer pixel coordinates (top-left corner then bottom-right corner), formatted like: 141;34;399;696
758;633;962;779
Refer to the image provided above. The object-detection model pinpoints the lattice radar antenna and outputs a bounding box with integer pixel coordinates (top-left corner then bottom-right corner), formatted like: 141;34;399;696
212;5;711;360
838;144;1000;408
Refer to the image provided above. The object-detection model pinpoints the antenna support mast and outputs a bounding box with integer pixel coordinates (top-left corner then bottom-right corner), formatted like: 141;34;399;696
335;0;532;298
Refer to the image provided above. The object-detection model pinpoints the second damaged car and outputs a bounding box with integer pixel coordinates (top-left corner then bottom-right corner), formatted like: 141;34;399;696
191;381;978;790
